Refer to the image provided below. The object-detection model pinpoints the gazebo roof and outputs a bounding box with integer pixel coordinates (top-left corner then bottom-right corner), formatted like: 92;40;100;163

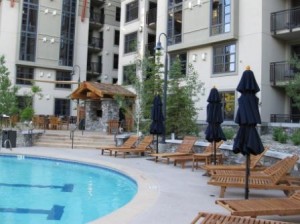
70;81;136;100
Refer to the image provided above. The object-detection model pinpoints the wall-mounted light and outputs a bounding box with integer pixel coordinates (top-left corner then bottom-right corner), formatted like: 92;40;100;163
44;8;49;14
50;38;55;44
42;37;47;42
47;73;51;78
40;72;44;77
201;52;207;61
52;10;57;16
139;25;143;32
192;54;197;62
188;1;192;9
46;95;50;100
106;26;110;31
197;0;202;6
104;74;108;80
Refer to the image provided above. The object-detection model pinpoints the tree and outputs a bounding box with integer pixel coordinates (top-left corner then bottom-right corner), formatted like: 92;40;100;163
0;55;19;119
115;52;163;134
286;57;300;110
167;56;203;137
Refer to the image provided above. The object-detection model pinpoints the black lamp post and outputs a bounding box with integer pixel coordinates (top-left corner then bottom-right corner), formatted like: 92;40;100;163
155;33;168;143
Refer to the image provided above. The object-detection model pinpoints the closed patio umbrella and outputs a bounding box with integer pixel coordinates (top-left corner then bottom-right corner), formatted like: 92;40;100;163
150;95;165;153
205;87;226;164
233;66;264;199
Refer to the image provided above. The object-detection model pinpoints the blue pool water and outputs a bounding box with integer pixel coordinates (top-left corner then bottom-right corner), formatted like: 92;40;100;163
0;155;137;224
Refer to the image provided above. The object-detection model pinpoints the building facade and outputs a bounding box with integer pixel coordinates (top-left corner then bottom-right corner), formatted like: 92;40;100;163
118;0;300;124
0;0;120;119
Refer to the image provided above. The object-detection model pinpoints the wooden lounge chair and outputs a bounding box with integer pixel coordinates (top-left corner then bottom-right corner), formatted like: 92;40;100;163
113;135;154;158
201;146;269;174
191;212;294;224
216;190;300;218
149;136;198;163
207;155;300;198
169;141;224;169
97;135;139;156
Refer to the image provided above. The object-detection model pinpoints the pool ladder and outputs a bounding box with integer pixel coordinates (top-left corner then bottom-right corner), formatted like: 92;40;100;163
1;139;13;151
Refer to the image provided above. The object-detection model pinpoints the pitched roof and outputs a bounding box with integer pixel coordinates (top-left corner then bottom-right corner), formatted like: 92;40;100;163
70;81;136;100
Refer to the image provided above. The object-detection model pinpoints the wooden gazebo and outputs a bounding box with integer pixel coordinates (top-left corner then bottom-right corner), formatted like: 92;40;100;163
70;81;136;132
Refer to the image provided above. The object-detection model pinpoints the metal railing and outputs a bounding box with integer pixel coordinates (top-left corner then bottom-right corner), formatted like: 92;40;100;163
69;118;85;149
270;61;297;86
270;114;300;123
271;7;300;34
88;37;103;49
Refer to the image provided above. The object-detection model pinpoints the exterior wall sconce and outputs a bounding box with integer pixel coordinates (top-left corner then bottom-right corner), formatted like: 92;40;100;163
139;25;143;32
46;95;50;100
201;52;207;61
40;72;44;77
47;73;52;78
188;2;192;9
44;8;49;14
192;54;197;62
42;37;47;42
197;0;202;6
50;38;55;44
106;26;110;31
52;10;57;16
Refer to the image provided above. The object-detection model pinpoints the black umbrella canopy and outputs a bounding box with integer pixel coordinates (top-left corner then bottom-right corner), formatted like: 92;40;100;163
233;66;264;199
205;87;226;164
150;95;165;153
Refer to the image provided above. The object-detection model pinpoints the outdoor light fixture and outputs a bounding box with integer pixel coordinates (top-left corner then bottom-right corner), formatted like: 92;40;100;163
201;52;207;61
155;32;168;143
192;54;197;62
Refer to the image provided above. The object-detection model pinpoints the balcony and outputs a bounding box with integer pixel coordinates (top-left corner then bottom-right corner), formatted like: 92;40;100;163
88;37;103;53
89;12;104;29
271;7;300;40
146;8;157;29
145;42;155;56
270;61;296;86
87;62;101;77
270;114;300;123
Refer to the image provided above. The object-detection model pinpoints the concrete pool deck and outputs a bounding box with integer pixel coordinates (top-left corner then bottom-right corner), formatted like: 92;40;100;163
2;146;300;224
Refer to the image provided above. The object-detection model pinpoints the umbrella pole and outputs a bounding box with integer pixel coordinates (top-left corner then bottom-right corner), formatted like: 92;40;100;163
245;154;250;199
156;134;159;154
213;141;216;165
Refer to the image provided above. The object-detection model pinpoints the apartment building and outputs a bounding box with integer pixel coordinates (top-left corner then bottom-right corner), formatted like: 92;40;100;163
118;0;300;124
0;0;120;118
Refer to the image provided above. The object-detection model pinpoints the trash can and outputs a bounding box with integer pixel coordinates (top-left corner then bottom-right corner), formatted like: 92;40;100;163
2;130;17;148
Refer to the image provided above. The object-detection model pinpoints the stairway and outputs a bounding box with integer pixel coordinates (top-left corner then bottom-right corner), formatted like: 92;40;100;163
34;130;116;149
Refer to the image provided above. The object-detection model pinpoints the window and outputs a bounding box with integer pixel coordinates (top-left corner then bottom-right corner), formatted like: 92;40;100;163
113;54;119;69
16;66;34;85
125;0;138;22
170;52;187;78
124;32;137;54
115;7;121;22
220;91;235;121
114;30;120;46
59;0;76;66
211;0;231;35
54;98;70;116
167;3;182;45
56;71;71;89
123;64;136;85
19;0;38;61
213;43;236;74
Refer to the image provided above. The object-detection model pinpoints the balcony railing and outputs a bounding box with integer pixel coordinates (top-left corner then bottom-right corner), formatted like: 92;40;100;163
88;37;103;49
146;8;157;27
271;7;300;34
87;62;101;74
90;12;104;24
270;114;300;123
270;61;296;86
145;42;155;56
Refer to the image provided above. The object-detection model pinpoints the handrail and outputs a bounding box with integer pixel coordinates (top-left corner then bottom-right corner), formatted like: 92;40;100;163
69;118;85;149
1;139;12;151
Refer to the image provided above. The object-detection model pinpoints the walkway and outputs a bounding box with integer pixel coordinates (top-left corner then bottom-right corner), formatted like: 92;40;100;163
1;147;299;224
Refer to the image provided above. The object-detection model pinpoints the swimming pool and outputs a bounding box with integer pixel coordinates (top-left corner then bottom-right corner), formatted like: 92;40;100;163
0;155;137;224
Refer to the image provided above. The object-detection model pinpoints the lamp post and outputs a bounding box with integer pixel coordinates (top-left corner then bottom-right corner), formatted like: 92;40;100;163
71;65;81;124
155;32;168;143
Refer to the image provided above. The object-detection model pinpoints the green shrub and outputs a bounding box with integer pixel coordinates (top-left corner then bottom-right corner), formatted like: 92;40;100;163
223;127;235;140
277;131;288;143
272;127;284;141
291;129;300;145
20;107;34;121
